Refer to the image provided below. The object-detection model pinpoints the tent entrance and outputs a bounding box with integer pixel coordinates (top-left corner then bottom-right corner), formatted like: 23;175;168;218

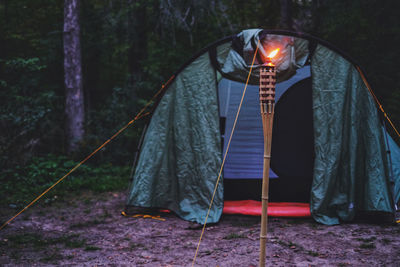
218;66;314;202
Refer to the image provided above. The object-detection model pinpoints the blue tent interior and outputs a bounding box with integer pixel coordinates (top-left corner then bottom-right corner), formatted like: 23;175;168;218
220;66;314;202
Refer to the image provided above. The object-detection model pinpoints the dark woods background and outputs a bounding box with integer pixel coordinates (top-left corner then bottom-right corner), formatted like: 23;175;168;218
1;0;400;202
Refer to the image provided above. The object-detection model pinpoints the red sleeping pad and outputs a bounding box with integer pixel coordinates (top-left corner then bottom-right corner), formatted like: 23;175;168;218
223;200;311;217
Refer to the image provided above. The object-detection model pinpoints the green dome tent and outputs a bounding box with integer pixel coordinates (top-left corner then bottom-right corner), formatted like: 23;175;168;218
126;29;400;225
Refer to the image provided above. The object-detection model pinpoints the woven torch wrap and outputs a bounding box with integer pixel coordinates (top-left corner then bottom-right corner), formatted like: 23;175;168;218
259;64;276;114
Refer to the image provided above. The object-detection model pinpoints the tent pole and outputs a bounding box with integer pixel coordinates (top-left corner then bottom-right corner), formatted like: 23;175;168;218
259;61;276;267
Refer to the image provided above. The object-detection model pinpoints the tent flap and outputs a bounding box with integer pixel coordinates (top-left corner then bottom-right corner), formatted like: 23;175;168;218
310;45;394;225
386;133;400;204
126;52;223;224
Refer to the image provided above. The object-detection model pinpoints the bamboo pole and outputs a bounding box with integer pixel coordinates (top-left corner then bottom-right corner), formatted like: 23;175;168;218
259;62;276;267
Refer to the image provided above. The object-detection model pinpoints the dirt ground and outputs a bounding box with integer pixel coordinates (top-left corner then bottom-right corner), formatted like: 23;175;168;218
0;191;399;266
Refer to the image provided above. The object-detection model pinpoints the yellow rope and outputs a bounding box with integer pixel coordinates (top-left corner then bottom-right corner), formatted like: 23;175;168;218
0;75;175;231
356;66;400;139
191;40;260;267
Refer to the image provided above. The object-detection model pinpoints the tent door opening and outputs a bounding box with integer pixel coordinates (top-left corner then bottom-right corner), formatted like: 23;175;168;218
218;66;314;202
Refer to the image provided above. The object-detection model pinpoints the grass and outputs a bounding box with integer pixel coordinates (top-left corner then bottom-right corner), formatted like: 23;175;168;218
0;155;130;207
84;208;92;214
357;236;376;249
223;232;246;240
2;232;88;263
40;251;64;263
277;239;310;254
3;232;86;250
287;219;304;225
69;219;104;229
359;243;376;249
4;232;48;248
277;239;321;257
9;252;21;261
65;239;87;249
309;223;321;230
203;250;212;255
101;209;112;218
130;242;147;250
230;219;258;227
84;245;101;251
356;237;376;242
278;240;297;247
83;199;92;205
307;250;320;257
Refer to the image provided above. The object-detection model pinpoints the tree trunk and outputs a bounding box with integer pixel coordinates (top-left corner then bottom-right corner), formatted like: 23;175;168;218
126;0;147;104
128;0;147;75
64;0;84;154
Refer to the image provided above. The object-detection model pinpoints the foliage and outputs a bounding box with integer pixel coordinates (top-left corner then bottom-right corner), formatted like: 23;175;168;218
314;0;400;133
0;155;130;206
0;57;64;168
223;0;280;30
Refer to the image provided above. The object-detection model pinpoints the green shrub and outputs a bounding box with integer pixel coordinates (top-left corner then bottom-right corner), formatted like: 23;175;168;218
0;155;131;206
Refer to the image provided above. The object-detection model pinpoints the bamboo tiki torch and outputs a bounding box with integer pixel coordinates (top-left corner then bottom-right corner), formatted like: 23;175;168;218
259;48;279;267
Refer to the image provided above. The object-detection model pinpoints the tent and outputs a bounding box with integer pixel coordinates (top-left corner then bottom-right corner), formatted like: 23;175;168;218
126;29;400;225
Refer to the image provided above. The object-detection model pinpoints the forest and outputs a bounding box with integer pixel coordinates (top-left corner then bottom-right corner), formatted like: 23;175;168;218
1;0;400;203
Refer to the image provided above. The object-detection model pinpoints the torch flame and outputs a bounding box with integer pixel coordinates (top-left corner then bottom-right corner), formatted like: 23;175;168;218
267;48;280;59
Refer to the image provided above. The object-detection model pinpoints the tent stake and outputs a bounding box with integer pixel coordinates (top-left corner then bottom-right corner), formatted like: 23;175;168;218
259;57;277;267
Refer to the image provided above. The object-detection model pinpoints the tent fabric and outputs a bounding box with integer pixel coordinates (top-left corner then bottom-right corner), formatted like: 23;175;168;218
126;52;223;224
127;29;400;225
220;29;309;85
311;45;393;225
386;133;400;204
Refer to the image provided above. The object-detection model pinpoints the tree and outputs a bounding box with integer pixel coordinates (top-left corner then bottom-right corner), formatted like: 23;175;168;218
64;0;84;154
